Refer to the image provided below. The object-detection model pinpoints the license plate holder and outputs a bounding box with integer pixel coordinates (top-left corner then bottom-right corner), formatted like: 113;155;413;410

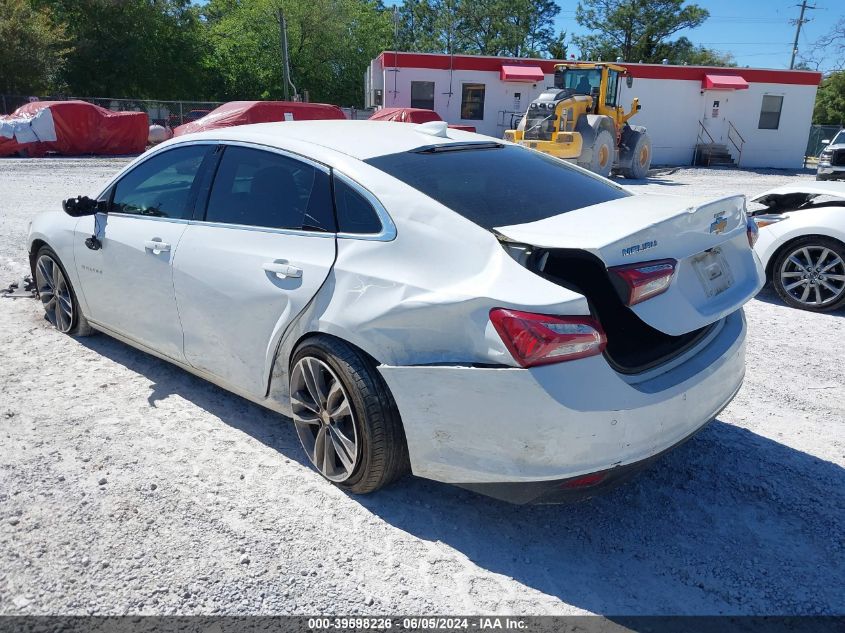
693;248;734;297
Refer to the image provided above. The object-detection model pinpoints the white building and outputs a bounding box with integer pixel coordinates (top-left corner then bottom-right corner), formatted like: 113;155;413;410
365;52;822;169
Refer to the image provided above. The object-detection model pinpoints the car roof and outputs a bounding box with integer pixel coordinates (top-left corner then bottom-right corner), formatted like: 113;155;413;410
175;120;486;160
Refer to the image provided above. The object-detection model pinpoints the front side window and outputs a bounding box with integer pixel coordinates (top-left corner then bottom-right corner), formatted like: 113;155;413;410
111;145;211;218
366;144;628;229
334;177;382;235
562;69;602;96
204;146;334;231
461;83;485;120
411;81;435;110
759;95;783;130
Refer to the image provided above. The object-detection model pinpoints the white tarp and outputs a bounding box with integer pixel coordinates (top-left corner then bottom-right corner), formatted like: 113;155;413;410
0;107;57;144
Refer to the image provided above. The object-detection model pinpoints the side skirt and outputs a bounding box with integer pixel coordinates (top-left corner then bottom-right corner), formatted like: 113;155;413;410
87;319;290;417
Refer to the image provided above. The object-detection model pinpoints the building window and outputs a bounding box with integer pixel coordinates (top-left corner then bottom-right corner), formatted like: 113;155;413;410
410;81;435;110
758;95;783;130
461;83;485;120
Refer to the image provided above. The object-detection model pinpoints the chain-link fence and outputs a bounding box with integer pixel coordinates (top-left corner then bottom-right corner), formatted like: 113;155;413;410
2;95;375;125
806;124;843;158
1;95;224;127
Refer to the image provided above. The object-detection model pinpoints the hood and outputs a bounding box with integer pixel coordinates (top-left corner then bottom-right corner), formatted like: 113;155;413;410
750;181;845;212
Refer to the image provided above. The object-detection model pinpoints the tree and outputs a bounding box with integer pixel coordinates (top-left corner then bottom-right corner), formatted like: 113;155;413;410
397;0;564;58
39;0;209;99
572;0;709;63
547;31;568;60
0;0;69;95
654;36;734;67
396;0;454;53
203;0;392;107
813;72;845;126
800;17;845;72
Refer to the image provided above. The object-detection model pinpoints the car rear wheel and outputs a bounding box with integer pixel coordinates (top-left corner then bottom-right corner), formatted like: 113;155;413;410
772;237;845;312
289;336;409;494
34;246;93;336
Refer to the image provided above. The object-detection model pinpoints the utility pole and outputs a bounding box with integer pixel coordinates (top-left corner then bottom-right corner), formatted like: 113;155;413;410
789;0;816;69
278;8;291;101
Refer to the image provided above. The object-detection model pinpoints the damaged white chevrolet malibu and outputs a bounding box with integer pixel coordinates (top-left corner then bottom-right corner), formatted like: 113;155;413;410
28;121;764;503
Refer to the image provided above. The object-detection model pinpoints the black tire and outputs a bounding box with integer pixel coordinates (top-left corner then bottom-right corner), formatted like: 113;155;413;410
619;130;652;179
290;335;409;494
34;245;94;336
771;236;845;312
588;129;615;178
815;174;827;181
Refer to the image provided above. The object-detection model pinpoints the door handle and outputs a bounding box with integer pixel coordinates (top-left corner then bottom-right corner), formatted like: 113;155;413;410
144;240;171;254
262;262;302;278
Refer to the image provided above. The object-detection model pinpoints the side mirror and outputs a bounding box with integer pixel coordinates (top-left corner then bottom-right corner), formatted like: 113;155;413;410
63;196;107;217
822;139;831;144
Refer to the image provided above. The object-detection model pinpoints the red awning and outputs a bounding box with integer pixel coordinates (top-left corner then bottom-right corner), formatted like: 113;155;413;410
702;74;749;90
500;65;545;82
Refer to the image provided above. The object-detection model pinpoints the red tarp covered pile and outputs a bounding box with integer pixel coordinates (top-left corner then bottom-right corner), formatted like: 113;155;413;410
173;101;347;136
367;107;476;132
0;101;148;157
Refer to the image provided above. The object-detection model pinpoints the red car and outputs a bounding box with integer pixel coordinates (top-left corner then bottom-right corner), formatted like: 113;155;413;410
173;101;346;136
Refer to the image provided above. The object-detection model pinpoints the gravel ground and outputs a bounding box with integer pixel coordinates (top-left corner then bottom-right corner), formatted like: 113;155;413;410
0;159;843;616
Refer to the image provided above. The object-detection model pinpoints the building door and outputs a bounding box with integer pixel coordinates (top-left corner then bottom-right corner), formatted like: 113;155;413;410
702;92;731;144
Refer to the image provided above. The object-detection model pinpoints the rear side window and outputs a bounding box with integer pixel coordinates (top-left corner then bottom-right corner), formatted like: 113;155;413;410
205;146;334;231
334;177;382;235
111;145;211;219
365;144;629;229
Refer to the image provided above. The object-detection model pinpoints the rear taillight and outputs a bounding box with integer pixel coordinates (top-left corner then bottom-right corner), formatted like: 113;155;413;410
609;258;676;306
489;309;607;368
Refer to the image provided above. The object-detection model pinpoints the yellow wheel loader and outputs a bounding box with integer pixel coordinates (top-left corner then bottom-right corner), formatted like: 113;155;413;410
505;62;651;179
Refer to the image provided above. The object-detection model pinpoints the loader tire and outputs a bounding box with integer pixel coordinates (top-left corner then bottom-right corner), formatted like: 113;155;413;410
620;131;652;179
588;129;615;178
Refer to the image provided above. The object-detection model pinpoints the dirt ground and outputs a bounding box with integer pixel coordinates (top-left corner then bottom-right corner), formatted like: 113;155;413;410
0;159;842;616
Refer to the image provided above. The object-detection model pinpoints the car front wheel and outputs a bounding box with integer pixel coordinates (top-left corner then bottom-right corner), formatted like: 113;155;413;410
289;336;409;494
772;237;845;312
34;246;93;336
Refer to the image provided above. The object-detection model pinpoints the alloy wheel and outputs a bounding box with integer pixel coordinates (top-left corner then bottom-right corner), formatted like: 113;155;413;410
290;356;359;482
779;245;845;308
35;255;74;333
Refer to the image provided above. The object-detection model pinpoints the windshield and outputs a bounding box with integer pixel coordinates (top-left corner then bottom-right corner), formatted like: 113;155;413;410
830;131;845;145
556;69;602;96
365;144;629;229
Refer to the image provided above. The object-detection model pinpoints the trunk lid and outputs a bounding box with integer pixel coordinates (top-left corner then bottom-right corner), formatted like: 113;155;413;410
495;193;764;336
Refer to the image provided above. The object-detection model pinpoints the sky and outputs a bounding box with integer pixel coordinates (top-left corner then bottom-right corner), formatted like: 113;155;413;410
379;0;844;72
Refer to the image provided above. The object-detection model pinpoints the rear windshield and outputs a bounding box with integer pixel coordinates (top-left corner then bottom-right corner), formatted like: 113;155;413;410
365;144;629;229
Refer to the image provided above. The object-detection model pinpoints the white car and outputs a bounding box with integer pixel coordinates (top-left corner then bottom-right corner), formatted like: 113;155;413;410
817;130;845;181
27;121;764;503
751;181;845;312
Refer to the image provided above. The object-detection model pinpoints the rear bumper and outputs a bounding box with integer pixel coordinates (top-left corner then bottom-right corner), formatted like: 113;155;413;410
379;310;746;495
457;414;719;504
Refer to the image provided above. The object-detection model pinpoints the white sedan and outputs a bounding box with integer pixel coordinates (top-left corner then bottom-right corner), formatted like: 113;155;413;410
28;121;764;503
751;181;845;312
